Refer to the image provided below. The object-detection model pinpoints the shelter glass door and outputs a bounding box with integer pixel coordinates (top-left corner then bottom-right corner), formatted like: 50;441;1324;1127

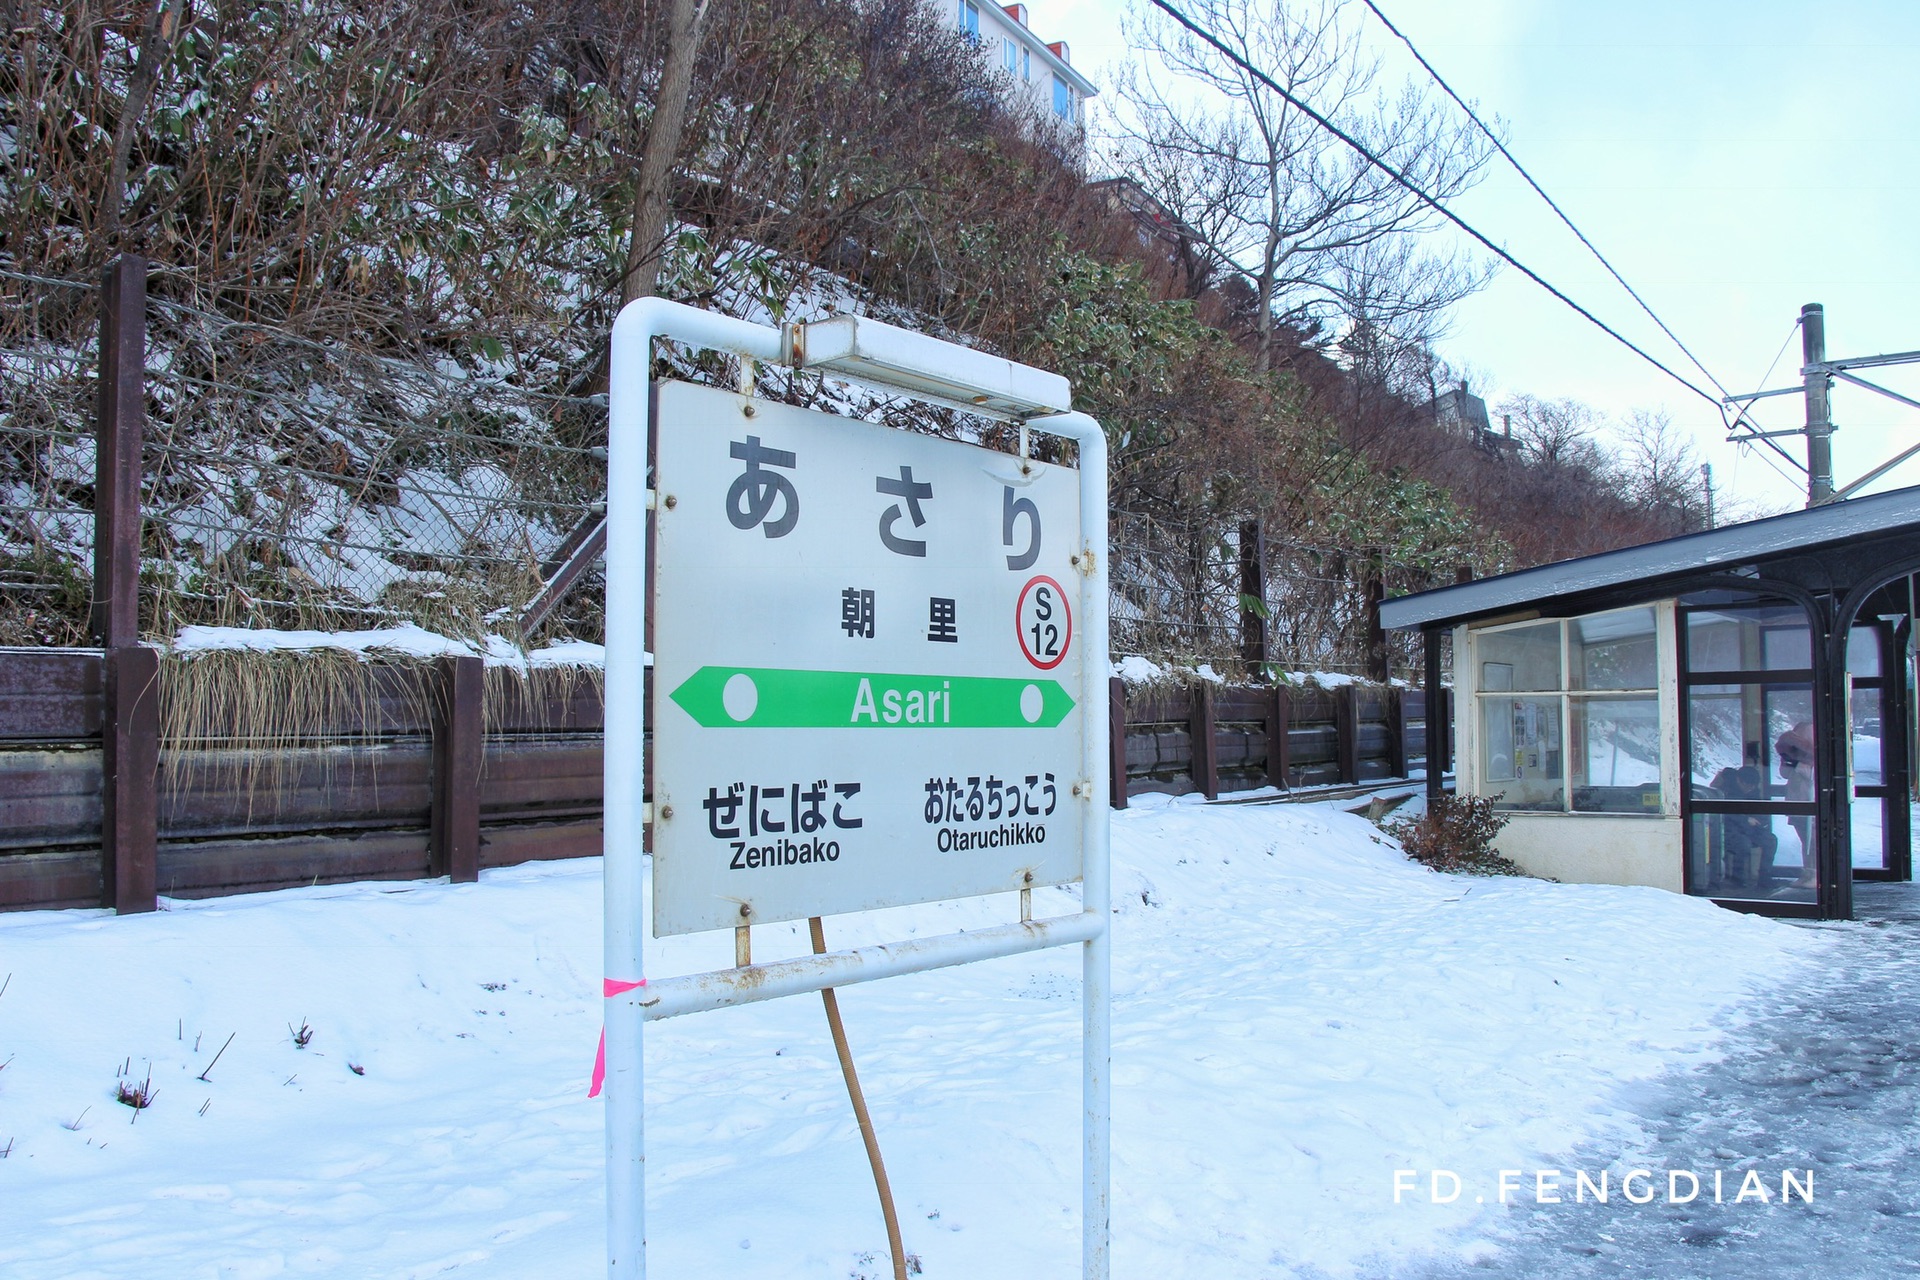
1848;621;1908;880
1679;598;1820;907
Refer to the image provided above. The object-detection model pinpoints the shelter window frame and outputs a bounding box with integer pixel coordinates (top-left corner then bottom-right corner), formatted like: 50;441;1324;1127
1472;606;1666;816
1677;595;1821;905
1844;618;1907;879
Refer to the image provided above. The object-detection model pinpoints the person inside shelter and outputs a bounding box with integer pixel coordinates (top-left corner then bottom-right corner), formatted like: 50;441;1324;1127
1709;743;1777;893
1776;721;1817;889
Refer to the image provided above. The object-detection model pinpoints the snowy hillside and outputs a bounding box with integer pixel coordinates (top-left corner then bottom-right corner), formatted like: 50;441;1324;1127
0;799;1820;1278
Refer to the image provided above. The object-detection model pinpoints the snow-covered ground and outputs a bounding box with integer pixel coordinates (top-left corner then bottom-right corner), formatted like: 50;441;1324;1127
0;799;1824;1278
1399;880;1920;1280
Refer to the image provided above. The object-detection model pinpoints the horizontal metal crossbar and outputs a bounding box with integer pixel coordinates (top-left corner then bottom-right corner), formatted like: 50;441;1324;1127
636;911;1105;1021
1727;426;1810;441
1721;384;1804;405
1807;348;1920;374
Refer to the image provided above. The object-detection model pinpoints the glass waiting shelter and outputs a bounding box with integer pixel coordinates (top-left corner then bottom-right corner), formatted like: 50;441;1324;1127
1380;485;1920;920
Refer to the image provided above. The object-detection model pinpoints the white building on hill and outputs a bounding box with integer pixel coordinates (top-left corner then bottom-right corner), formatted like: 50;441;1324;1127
953;1;1097;133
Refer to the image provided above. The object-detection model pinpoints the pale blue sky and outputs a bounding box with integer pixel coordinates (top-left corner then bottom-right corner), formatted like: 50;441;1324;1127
1036;0;1920;515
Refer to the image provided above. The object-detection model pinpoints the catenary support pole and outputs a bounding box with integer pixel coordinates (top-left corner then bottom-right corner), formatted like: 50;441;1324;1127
1803;303;1834;506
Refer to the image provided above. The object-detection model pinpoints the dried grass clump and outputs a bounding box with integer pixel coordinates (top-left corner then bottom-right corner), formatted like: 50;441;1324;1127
482;659;604;738
158;644;605;809
157;646;430;806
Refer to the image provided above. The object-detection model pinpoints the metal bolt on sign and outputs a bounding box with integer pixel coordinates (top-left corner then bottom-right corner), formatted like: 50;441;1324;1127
602;301;1111;1279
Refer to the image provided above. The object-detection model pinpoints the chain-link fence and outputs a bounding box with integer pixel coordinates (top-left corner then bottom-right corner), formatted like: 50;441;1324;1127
4;266;1427;674
0;269;99;648
2;266;612;650
1108;511;1247;669
1264;541;1383;678
1106;511;1429;679
140;287;606;644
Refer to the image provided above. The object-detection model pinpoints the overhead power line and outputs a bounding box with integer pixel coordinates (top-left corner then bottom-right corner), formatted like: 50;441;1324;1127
1357;0;1807;480
1724;316;1812;481
1359;2;1726;397
1145;0;1813;476
1145;0;1720;412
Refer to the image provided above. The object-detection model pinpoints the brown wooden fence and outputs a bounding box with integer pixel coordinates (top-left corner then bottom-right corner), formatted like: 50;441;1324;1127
0;655;1444;913
0;649;607;911
1109;677;1445;802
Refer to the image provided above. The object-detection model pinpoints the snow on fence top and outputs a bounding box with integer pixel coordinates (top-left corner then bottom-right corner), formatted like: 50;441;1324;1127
170;624;613;670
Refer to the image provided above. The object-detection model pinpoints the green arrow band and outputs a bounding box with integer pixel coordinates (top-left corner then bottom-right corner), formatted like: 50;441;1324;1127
668;666;1075;729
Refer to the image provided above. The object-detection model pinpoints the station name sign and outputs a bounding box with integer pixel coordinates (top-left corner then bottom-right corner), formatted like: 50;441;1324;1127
650;380;1087;936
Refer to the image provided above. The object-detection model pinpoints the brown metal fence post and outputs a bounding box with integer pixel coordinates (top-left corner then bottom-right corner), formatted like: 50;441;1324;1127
431;655;484;882
1335;684;1360;785
1266;685;1292;789
1108;675;1128;810
1387;687;1408;778
1191;682;1219;799
94;255;156;912
93;255;146;649
101;644;158;912
1362;566;1388;684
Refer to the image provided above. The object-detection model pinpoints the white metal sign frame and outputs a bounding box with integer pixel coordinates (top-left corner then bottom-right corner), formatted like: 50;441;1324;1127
602;298;1111;1279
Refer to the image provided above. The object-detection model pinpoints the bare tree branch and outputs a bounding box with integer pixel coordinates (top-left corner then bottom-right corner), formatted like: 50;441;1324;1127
1115;0;1492;373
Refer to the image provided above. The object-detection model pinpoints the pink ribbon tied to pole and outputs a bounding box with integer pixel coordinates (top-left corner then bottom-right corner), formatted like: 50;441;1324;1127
588;977;648;1098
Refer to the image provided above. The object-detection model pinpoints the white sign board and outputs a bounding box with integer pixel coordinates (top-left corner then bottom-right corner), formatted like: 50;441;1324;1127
651;380;1087;936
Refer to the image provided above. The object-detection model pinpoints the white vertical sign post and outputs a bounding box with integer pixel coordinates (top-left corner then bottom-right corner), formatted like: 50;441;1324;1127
603;300;1110;1279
